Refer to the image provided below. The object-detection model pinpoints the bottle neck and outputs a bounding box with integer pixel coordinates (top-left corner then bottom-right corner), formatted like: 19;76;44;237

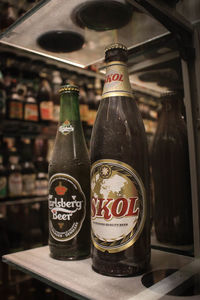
161;94;183;118
59;92;80;123
102;60;133;100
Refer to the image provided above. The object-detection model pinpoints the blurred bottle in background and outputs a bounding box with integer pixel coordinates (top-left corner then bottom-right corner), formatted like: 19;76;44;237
7;147;23;198
151;91;193;245
34;138;48;196
52;70;62;123
37;71;53;123
21;139;36;197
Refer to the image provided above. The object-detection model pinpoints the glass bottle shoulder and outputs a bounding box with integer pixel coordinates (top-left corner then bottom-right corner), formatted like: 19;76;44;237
90;96;148;167
92;97;146;141
49;128;90;176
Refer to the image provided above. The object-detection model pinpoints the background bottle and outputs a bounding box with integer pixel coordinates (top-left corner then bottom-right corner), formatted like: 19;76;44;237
0;77;6;120
37;71;53;123
34;138;48;196
52;70;62;123
151;91;193;245
90;43;150;277
0;153;7;199
21;139;36;197
7;148;23;198
48;84;91;260
6;81;25;120
23;84;39;122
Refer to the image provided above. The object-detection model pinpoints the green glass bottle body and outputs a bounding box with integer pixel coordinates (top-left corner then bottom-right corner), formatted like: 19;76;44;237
90;44;151;276
48;85;91;260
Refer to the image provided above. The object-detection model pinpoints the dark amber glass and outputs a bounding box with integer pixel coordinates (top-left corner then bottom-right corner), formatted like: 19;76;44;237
90;44;150;276
151;92;193;245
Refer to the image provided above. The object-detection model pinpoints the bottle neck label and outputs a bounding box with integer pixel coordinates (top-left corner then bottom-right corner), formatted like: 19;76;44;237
48;173;86;242
58;120;74;135
91;159;146;253
102;61;133;99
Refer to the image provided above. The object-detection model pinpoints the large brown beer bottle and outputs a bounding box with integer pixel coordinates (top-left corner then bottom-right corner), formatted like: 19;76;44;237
48;85;91;260
90;43;151;276
151;91;193;245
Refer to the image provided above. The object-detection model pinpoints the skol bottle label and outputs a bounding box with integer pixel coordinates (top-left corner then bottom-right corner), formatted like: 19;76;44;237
102;61;133;99
91;159;146;253
48;173;86;242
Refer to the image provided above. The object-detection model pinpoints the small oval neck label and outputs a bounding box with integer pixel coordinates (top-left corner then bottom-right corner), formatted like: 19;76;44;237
59;120;74;135
91;159;146;253
49;173;86;242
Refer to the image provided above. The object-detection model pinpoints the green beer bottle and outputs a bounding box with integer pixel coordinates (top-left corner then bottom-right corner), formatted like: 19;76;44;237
48;84;91;260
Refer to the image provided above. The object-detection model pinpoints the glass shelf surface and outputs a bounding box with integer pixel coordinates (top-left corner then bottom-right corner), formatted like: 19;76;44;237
0;0;167;68
3;246;200;300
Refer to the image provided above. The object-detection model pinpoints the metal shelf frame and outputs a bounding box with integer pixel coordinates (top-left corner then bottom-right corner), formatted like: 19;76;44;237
127;0;200;258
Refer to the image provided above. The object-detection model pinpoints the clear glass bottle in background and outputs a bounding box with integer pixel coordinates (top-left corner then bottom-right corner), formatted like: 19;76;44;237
48;84;91;260
21;139;36;197
151;91;193;245
7;148;23;198
90;43;150;277
37;71;53;123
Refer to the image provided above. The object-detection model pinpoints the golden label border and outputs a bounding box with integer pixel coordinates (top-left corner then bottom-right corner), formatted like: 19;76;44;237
102;91;134;99
91;159;146;253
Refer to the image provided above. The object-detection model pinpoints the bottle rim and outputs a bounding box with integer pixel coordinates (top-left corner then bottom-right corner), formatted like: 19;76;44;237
59;84;79;95
105;43;127;54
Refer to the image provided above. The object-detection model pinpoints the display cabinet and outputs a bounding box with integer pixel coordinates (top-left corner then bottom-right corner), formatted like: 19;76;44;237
1;0;200;299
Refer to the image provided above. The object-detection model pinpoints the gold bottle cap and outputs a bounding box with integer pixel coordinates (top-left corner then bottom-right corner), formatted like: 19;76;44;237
59;84;79;94
105;43;127;54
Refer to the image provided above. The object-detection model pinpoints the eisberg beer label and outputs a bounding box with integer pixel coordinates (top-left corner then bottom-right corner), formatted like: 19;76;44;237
91;159;146;253
49;173;86;242
102;61;133;99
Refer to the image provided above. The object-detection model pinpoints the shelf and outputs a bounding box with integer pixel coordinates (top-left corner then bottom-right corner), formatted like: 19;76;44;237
2;246;200;300
0;119;57;139
0;1;198;70
151;231;194;257
0;0;167;68
0;196;48;206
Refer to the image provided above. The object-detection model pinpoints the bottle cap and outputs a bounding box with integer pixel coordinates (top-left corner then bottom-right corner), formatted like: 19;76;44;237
105;43;127;54
59;84;79;94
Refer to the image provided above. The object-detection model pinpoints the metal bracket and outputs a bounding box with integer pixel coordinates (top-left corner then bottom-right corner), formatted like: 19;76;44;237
127;0;195;61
